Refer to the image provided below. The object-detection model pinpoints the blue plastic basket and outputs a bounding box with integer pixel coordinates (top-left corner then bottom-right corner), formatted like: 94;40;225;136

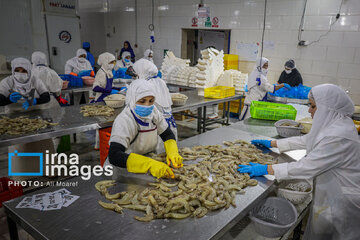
59;74;83;87
113;68;132;79
78;70;92;77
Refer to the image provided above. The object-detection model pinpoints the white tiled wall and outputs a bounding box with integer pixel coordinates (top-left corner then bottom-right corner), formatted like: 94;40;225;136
78;0;360;104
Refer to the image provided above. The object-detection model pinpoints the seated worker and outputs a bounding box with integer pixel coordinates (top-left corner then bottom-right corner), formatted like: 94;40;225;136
92;52;121;102
64;49;94;77
105;79;183;179
115;51;133;70
31;51;67;106
277;59;303;87
0;57;51;112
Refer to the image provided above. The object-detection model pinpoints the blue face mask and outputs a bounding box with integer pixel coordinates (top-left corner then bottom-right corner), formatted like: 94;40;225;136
134;104;154;117
124;58;130;63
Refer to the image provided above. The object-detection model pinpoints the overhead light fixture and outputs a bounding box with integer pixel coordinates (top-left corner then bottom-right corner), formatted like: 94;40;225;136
158;5;169;11
125;7;135;12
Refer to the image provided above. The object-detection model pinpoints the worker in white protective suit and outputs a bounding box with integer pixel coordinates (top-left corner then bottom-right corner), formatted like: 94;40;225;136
0;58;57;180
0;58;51;113
238;84;360;240
92;52;122;150
64;49;94;76
92;52;121;103
115;51;133;70
239;57;291;120
133;59;177;149
104;79;183;180
143;49;154;63
31;51;68;106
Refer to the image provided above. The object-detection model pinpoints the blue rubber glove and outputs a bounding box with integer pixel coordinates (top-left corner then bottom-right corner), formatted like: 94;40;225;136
111;89;119;94
251;139;272;148
120;87;127;92
9;92;22;103
283;83;292;90
22;98;36;110
256;77;261;86
237;162;268;177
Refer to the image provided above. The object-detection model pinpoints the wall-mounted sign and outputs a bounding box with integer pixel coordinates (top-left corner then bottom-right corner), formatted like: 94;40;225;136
205;17;212;27
45;0;76;15
191;17;198;27
198;7;210;18
58;30;72;43
212;17;219;27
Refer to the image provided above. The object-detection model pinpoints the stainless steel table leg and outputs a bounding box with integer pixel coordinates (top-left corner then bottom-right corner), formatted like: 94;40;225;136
197;107;202;133
7;216;19;240
238;97;243;116
203;106;207;133
222;102;226;118
292;220;303;240
226;101;230;124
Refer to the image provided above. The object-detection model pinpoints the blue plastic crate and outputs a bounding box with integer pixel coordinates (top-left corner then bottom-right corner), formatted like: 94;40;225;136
78;70;92;77
58;74;83;87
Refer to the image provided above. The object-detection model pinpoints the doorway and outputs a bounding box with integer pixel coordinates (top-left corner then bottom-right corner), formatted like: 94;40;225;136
181;29;231;66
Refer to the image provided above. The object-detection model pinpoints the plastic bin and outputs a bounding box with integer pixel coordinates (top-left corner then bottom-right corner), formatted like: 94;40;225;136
59;74;84;88
57;135;71;153
224;54;239;70
249;197;297;238
250;101;297;121
99;127;112;167
78;70;92;77
204;86;235;99
0;177;23;207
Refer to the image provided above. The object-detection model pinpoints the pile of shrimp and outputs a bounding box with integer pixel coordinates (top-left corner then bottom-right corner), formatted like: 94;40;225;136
0;116;58;135
95;139;277;222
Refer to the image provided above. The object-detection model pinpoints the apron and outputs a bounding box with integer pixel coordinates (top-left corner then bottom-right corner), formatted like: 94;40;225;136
94;71;114;103
104;110;159;180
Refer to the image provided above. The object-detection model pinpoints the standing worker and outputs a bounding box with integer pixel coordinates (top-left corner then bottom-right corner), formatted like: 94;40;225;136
277;59;303;87
105;79;183;179
92;52;121;103
65;49;94;77
31;51;68;106
239;57;291;120
133;59;177;141
143;49;154;63
119;41;135;63
82;42;95;70
238;84;360;239
92;52;122;150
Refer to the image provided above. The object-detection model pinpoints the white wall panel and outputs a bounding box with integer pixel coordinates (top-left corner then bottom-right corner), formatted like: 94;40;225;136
76;0;360;104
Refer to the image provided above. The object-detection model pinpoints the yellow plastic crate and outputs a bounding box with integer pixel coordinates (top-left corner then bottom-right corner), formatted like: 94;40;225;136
224;54;239;61
204;86;235;99
219;98;245;113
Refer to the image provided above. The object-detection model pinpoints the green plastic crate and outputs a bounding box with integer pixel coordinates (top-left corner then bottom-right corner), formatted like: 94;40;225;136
250;101;297;121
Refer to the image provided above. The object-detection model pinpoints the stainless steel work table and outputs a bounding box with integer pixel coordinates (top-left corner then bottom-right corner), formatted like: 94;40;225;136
4;127;277;240
0;90;244;147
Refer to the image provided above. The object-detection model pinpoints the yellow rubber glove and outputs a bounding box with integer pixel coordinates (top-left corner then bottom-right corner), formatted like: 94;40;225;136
127;153;174;179
164;139;183;168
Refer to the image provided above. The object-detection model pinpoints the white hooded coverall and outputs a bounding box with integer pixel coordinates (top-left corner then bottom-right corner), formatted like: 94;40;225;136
104;79;169;179
132;59;177;142
64;49;93;74
272;84;360;240
239;57;275;120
